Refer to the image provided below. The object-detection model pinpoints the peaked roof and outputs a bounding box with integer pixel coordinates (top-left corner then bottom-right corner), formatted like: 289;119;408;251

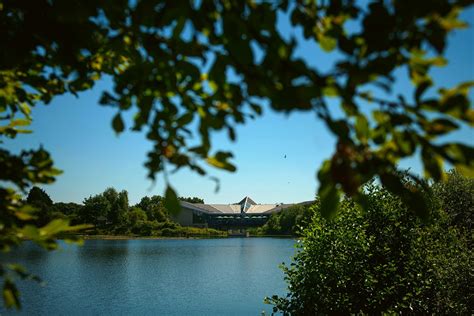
237;196;256;206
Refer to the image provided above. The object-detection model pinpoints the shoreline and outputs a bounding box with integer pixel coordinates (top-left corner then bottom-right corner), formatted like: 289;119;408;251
68;234;295;240
80;235;225;240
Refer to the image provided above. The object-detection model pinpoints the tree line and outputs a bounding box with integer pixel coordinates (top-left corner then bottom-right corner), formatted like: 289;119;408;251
25;187;214;237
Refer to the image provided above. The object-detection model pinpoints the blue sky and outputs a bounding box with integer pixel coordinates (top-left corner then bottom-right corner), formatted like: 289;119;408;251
5;6;473;205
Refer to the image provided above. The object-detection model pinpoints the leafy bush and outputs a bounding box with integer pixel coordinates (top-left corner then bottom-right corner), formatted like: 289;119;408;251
268;181;472;314
432;170;473;232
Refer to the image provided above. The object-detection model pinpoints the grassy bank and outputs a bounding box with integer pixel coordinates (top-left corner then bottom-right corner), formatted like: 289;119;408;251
76;225;228;239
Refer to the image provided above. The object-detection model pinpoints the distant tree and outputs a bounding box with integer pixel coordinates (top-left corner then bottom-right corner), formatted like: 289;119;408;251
26;186;55;226
81;194;110;226
127;207;148;223
79;188;130;228
179;197;205;204
26;187;53;206
114;190;130;226
102;188;119;224
136;195;169;222
127;207;148;235
54;202;83;217
102;188;119;206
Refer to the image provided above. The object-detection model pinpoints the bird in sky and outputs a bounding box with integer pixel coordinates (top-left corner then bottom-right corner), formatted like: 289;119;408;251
284;154;287;158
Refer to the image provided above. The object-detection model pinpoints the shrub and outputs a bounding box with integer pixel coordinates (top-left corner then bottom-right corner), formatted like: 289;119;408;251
160;228;176;237
432;170;473;232
268;182;472;314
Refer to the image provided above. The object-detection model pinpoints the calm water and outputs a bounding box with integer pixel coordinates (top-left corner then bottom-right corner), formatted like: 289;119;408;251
1;238;296;315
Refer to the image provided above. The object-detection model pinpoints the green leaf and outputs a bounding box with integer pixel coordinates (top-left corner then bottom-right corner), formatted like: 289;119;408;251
393;131;415;156
206;152;236;172
415;80;432;103
112;113;125;134
442;143;474;166
173;17;186;39
317;160;341;220
10;119;30;127
455;164;474;178
355;115;369;143
40;219;71;236
250;103;262;115
14;210;36;221
317;33;337;52
177;113;194;125
425;118;458;135
164;186;181;215
18;225;40;240
319;184;340;220
3;279;20;309
422;147;443;180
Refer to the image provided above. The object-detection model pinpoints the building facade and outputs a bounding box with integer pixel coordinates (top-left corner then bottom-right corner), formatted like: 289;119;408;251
173;196;313;228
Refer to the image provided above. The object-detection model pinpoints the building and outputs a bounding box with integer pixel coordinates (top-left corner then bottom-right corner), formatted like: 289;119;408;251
173;196;313;228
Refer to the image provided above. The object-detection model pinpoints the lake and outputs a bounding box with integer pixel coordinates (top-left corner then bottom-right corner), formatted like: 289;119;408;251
1;238;296;315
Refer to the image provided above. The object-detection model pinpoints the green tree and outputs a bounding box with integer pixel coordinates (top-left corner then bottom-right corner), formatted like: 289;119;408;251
127;206;148;223
1;0;473;309
54;202;83;219
126;206;149;235
79;188;130;228
136;195;169;222
26;186;55;226
102;188;128;226
80;194;110;226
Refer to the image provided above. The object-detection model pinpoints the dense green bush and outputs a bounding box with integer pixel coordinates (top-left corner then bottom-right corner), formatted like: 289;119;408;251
432;170;473;232
268;180;472;314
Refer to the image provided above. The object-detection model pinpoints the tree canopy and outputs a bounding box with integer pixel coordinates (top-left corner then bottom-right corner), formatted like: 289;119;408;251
0;0;473;309
2;0;473;218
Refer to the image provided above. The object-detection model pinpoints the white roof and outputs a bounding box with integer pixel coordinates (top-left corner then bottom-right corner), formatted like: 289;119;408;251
180;196;312;215
206;204;241;214
246;204;278;213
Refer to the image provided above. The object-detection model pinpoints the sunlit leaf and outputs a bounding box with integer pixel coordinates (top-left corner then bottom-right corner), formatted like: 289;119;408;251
3;279;20;309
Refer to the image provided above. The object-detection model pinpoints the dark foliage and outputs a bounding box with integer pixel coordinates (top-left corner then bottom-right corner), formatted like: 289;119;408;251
432;170;473;232
26;187;54;226
268;176;473;314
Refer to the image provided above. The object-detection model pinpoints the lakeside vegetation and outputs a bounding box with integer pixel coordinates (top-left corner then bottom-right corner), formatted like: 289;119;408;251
26;187;226;238
267;171;473;314
248;204;313;237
